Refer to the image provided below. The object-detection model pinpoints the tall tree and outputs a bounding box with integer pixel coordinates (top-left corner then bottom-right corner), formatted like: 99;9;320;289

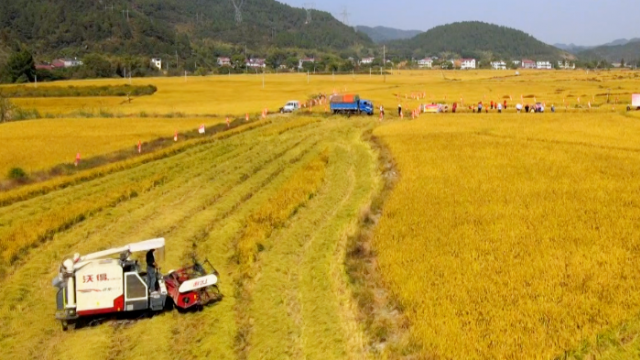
4;49;35;83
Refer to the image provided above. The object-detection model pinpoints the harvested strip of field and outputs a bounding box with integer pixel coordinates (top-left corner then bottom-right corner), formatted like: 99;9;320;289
0;117;378;360
373;114;640;359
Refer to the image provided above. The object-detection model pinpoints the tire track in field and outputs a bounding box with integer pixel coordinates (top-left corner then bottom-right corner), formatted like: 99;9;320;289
0;120;319;359
162;143;328;359
246;136;356;359
238;121;377;360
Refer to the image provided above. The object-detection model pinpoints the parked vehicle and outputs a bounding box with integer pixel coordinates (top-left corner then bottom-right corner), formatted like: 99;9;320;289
280;100;300;113
330;94;374;115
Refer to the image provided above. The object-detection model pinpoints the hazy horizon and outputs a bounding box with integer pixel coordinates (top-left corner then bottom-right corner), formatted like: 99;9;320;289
280;0;637;46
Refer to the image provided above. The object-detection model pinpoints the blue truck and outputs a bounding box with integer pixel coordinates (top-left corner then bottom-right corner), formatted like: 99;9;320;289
330;94;374;115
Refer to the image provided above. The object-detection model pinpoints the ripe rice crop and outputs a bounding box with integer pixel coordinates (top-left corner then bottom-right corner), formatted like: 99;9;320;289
373;113;640;359
0;116;226;178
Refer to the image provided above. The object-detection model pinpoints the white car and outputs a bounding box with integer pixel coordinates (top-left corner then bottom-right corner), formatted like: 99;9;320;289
281;100;300;113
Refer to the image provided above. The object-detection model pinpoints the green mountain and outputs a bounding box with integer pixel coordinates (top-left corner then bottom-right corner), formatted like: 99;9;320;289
355;26;422;43
0;0;372;59
577;40;640;63
386;21;570;61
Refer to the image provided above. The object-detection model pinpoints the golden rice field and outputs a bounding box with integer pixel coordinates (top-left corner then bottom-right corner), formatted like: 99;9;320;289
373;113;640;359
0;117;226;177
0;69;639;359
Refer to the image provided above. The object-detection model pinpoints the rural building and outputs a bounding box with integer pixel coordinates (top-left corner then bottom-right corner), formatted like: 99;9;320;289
217;57;231;67
52;58;83;68
460;58;476;69
557;60;576;69
150;58;162;70
521;59;536;69
512;60;522;67
417;58;433;68
298;57;315;70
360;57;375;65
491;61;507;70
35;64;54;71
246;58;266;69
536;61;552;69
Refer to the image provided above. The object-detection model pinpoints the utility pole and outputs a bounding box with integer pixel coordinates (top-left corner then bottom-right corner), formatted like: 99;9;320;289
383;45;386;82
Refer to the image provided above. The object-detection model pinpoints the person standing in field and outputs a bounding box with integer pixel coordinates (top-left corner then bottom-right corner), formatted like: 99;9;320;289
504;100;508;109
398;103;402;116
497;103;503;113
478;102;483;113
146;249;159;292
525;104;530;113
516;103;523;113
380;105;385;118
452;102;458;113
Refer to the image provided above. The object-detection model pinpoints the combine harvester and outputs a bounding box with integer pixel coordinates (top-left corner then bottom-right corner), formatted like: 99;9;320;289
52;238;221;330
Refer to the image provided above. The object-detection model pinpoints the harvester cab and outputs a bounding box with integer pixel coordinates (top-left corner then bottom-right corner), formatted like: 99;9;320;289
52;238;221;331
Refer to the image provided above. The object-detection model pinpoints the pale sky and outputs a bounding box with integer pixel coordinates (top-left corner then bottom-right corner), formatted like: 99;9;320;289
280;0;638;46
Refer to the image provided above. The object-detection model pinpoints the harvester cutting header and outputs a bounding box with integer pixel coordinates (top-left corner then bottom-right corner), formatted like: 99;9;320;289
52;238;221;330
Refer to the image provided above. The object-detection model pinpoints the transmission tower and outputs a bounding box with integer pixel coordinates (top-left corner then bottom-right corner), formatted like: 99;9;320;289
304;2;315;24
230;0;245;24
339;6;350;26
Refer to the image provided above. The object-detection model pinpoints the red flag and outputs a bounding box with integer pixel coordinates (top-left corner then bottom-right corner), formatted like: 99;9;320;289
75;153;80;167
199;124;205;134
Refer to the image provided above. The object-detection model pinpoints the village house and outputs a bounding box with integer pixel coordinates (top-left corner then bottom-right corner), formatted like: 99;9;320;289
491;61;507;70
52;58;83;68
35;63;54;71
521;59;536;69
360;57;375;65
536;61;552;70
217;57;231;67
298;57;315;70
460;58;476;69
557;60;576;69
246;58;266;69
150;58;162;70
417;58;433;69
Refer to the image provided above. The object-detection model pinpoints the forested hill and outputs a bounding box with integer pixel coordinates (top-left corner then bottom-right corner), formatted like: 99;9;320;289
355;26;422;43
577;41;640;63
0;0;372;58
386;21;570;61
